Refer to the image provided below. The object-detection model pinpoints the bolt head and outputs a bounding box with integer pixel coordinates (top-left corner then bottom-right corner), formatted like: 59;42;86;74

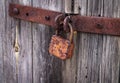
45;16;50;21
97;24;103;29
13;8;19;15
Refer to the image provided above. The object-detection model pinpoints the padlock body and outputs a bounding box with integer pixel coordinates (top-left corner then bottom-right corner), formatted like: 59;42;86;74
49;35;74;60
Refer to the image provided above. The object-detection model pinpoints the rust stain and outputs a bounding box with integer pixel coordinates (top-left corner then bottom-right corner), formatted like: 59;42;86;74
49;35;74;60
9;3;120;36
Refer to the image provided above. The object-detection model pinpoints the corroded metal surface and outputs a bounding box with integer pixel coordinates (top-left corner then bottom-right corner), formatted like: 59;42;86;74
9;3;61;28
49;35;74;60
9;3;120;36
49;23;74;60
71;15;120;36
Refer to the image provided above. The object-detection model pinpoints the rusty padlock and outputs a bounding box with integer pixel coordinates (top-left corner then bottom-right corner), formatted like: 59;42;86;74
49;23;74;60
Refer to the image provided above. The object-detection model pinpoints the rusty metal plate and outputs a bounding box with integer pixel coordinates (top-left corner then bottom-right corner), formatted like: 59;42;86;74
9;4;120;36
71;15;120;36
9;3;61;28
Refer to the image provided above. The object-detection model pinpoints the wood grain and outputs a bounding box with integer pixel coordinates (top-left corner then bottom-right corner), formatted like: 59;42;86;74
0;0;120;83
32;0;63;83
3;0;17;83
0;0;5;83
62;0;79;83
76;0;120;83
17;0;33;83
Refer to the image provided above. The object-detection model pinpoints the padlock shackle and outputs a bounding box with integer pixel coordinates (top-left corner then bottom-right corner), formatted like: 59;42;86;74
55;23;73;42
68;23;74;43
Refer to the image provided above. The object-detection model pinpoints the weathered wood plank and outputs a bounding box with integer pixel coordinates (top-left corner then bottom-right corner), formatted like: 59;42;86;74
84;0;103;83
32;0;63;83
62;33;78;83
0;0;5;83
100;0;120;83
79;0;87;15
62;0;80;83
76;0;90;82
3;0;18;83
17;0;33;83
1;0;120;83
76;0;120;83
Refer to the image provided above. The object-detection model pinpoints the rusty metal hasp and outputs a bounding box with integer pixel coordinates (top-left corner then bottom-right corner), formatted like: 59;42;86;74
9;3;120;36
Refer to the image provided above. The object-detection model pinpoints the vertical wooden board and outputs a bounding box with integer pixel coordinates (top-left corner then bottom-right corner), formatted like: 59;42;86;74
0;0;5;83
77;0;120;83
79;0;87;15
62;0;80;83
99;36;120;83
76;34;103;83
100;0;120;83
77;0;91;83
62;33;78;83
3;0;18;83
85;0;103;83
112;1;120;83
17;0;33;83
75;1;92;82
32;0;63;83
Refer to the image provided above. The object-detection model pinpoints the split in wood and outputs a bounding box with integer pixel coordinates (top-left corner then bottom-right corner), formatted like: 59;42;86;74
14;25;20;52
14;25;20;77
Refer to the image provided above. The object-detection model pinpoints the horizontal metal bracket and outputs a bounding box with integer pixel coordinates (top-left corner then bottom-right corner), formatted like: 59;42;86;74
9;3;120;36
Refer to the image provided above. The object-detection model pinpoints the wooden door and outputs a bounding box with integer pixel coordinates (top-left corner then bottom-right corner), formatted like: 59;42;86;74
0;0;120;83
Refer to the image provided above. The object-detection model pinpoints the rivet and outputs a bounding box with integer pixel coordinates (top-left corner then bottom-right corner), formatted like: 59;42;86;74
45;16;50;21
13;8;19;15
26;13;29;16
97;23;103;29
